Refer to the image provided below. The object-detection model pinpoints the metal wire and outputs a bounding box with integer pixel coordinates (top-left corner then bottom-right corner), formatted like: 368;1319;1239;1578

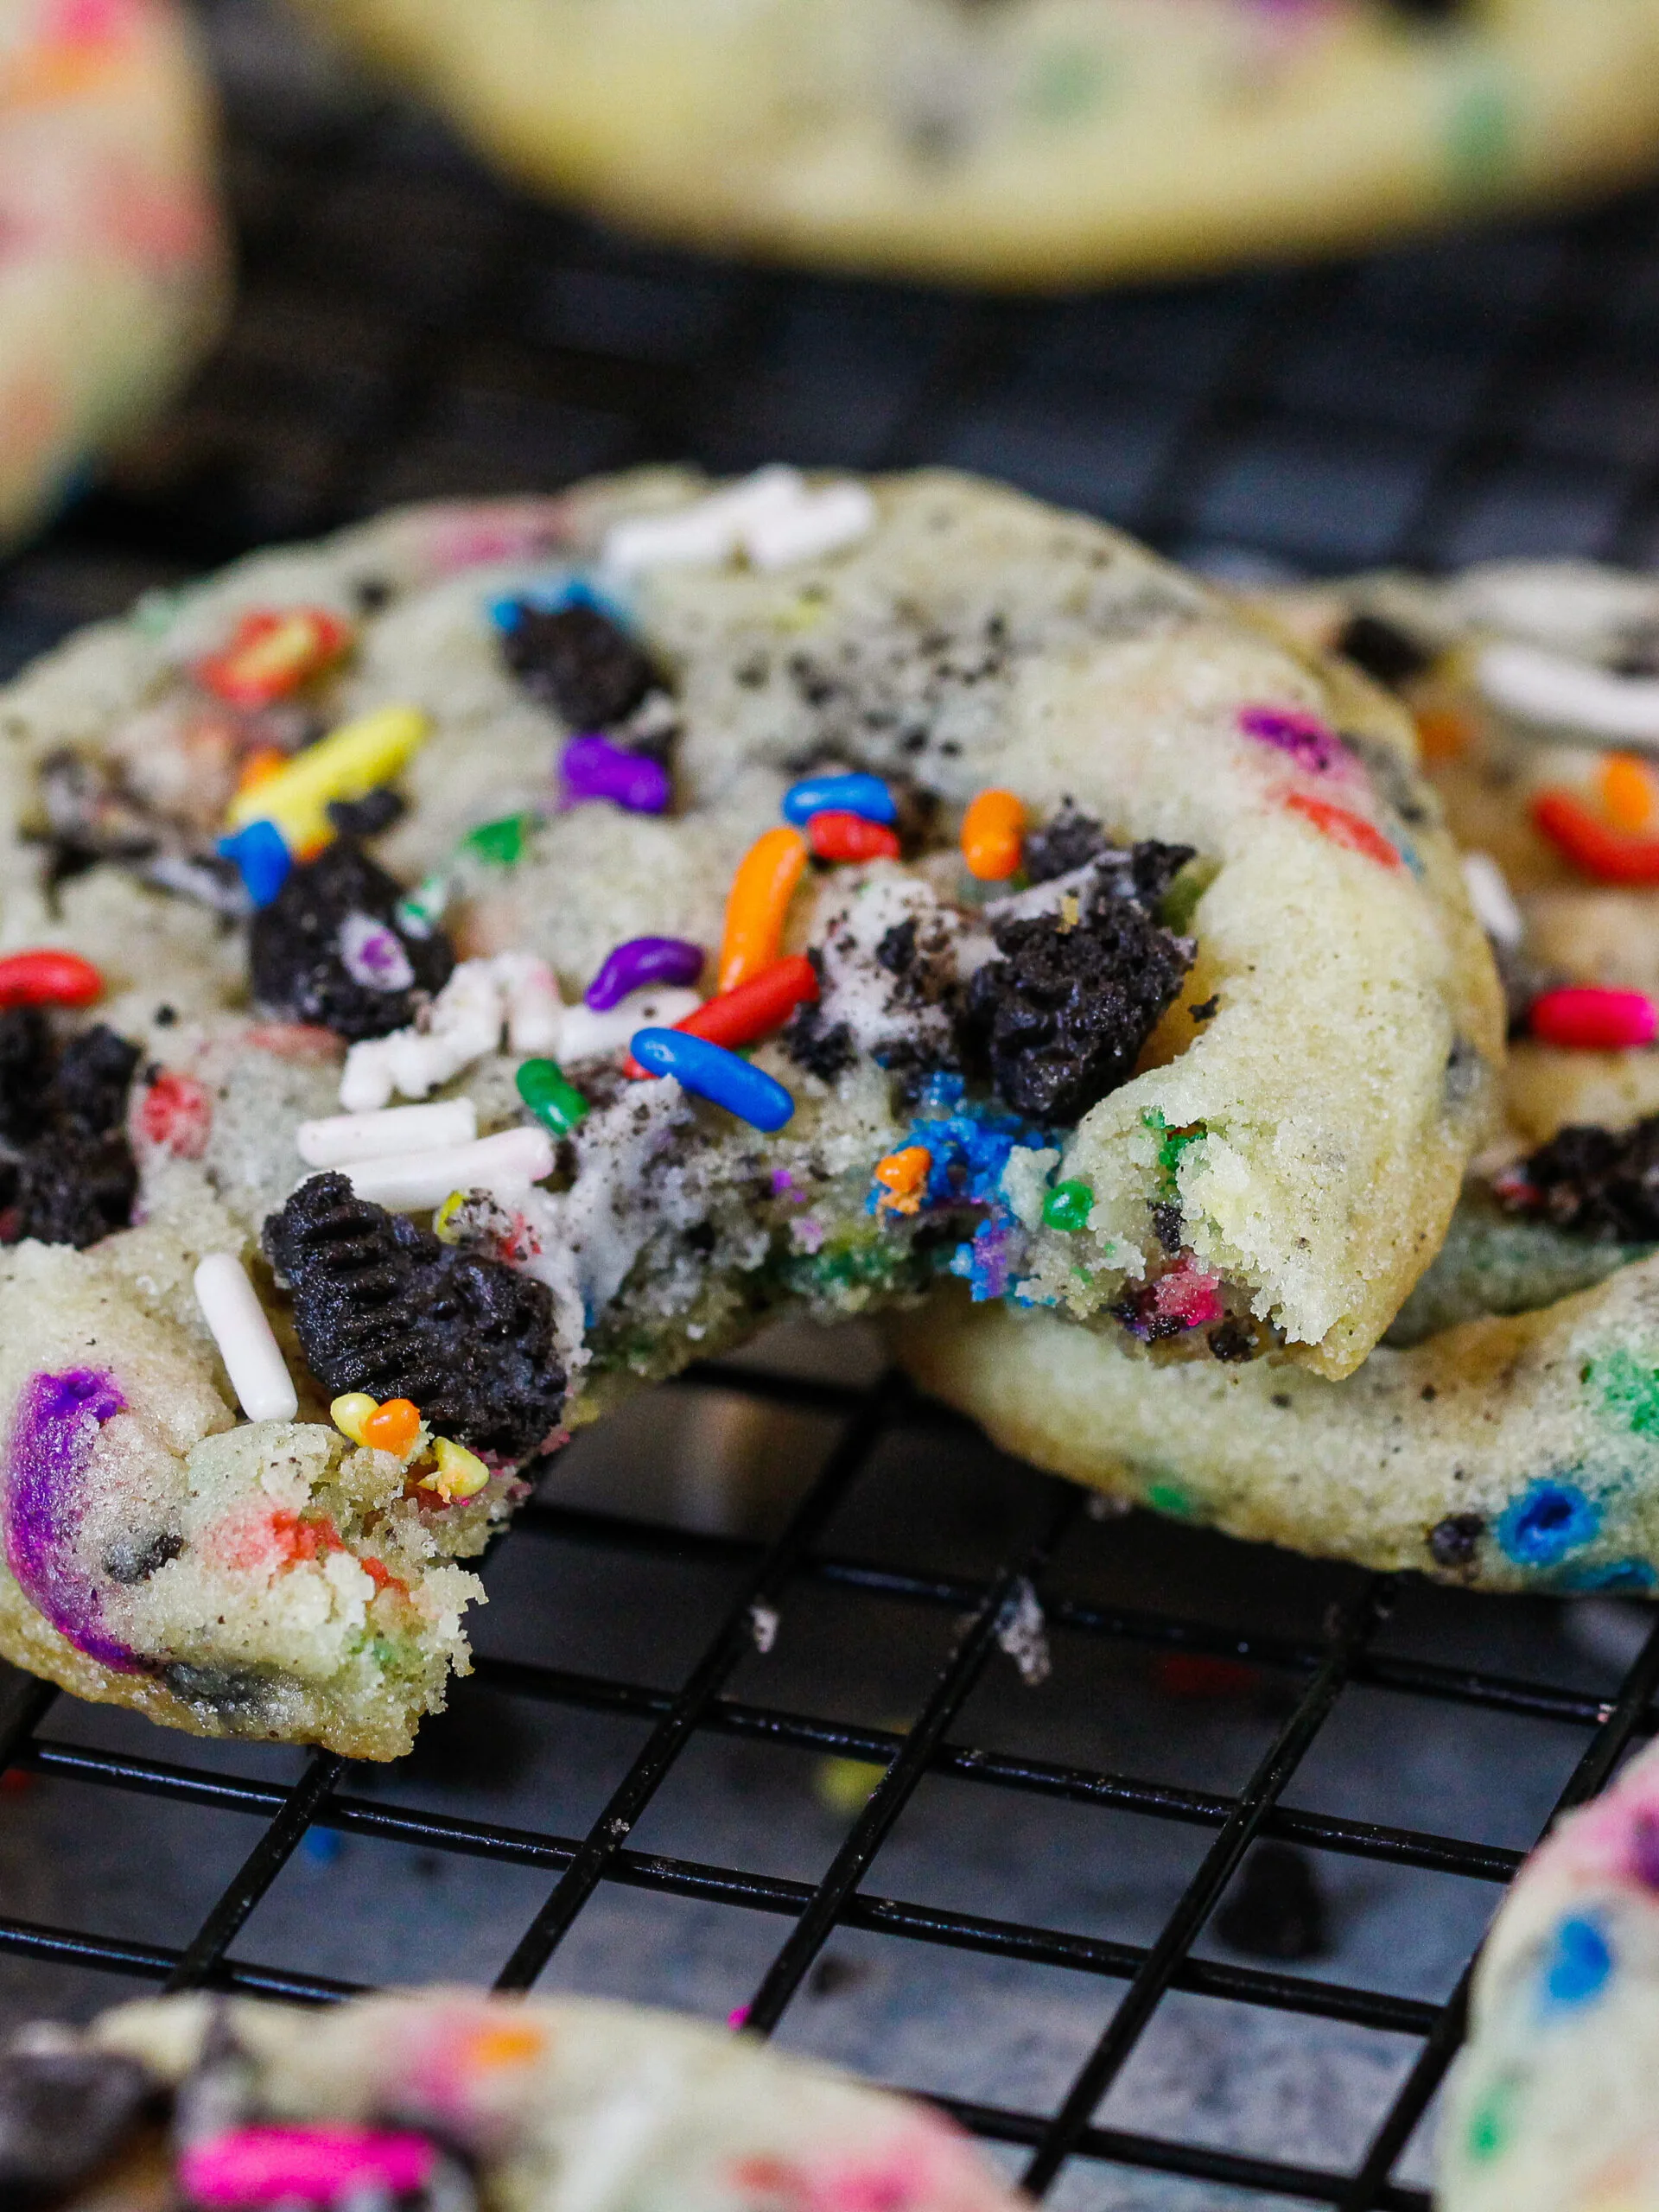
5;6;1659;2203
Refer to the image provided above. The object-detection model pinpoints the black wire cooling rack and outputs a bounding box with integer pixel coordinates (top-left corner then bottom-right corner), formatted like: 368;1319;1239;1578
10;4;1659;2207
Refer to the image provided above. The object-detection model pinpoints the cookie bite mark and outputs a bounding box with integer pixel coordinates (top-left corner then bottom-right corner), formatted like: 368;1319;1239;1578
3;1367;142;1670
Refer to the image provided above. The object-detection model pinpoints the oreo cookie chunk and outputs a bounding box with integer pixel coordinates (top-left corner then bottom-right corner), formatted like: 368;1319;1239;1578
500;600;658;728
264;1173;565;1461
966;855;1195;1122
1501;1117;1659;1242
250;841;455;1040
0;1014;139;1249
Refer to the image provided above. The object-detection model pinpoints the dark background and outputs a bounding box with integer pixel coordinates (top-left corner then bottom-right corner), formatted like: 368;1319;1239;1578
5;8;1659;2210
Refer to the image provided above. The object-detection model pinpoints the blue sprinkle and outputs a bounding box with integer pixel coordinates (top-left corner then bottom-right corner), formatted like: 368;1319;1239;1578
782;772;898;828
1561;1557;1657;1594
218;818;291;908
631;1029;794;1131
486;574;626;632
1541;1916;1612;2012
298;1826;345;1868
918;1070;966;1111
1497;1479;1600;1568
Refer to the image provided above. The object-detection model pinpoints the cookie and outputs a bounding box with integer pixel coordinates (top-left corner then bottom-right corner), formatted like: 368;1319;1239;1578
0;1983;1018;2212
0;0;226;546
1440;1729;1659;2212
290;0;1659;286
0;466;1498;1751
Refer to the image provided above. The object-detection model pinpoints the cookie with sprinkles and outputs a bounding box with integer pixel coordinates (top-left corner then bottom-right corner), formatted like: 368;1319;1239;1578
288;0;1659;286
0;1984;1021;2212
1440;1727;1659;2212
0;465;1497;1751
0;0;226;547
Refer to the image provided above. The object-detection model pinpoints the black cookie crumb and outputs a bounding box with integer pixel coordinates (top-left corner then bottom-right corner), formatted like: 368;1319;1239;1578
1207;1319;1256;1363
53;1026;140;1137
0;1018;140;1249
1151;1200;1183;1255
1025;801;1109;885
501;601;657;728
876;918;918;976
0;2044;158;2204
1189;995;1219;1025
1335;612;1433;692
327;785;406;838
105;1529;184;1586
0;1010;57;1143
1427;1513;1484;1569
162;1661;280;1720
1216;1843;1326;1961
1503;1117;1659;1242
783;1001;856;1083
5;1135;139;1250
250;840;455;1041
966;877;1194;1122
264;1173;565;1460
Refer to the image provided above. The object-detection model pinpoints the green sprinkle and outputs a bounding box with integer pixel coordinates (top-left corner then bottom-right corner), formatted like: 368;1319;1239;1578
517;1057;588;1136
1590;1349;1659;1440
396;872;450;932
462;811;540;868
1043;1178;1095;1233
1446;74;1511;193
1144;1109;1207;1188
1147;1482;1193;1520
1465;2080;1516;2164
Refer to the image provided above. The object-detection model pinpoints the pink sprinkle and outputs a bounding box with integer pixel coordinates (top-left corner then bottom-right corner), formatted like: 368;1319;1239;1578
1153;1257;1225;1329
179;2125;437;2208
791;1217;825;1254
1530;987;1659;1052
137;1071;211;1159
1633;1808;1659;1889
728;2004;751;2030
1238;706;1346;776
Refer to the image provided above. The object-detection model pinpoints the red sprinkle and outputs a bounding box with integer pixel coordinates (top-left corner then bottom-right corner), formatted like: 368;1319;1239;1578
1530;987;1659;1052
1283;792;1402;870
270;1510;346;1566
1532;787;1659;886
808;811;901;863
361;1556;409;1597
1151;1255;1225;1329
0;950;102;1008
624;954;819;1077
197;607;353;709
138;1070;211;1158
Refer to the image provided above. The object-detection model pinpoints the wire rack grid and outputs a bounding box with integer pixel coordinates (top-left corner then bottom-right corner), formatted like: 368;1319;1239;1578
5;3;1659;2208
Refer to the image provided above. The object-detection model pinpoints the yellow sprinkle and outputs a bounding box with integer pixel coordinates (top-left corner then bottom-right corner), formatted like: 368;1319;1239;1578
330;1392;378;1446
422;1435;491;1503
225;703;429;850
432;1191;468;1244
816;1751;887;1815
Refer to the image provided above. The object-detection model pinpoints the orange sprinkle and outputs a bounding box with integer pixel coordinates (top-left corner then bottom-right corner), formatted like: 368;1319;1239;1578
718;826;808;993
235;745;289;796
874;1145;931;1215
1414;706;1475;762
1601;753;1657;834
360;1397;422;1454
961;788;1025;881
1284;791;1402;870
465;2023;546;2069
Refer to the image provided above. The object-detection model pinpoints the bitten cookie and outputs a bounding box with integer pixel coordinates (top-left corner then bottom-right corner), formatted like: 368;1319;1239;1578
290;0;1659;287
1440;1730;1659;2212
0;1984;1019;2212
0;0;226;546
0;466;1498;1751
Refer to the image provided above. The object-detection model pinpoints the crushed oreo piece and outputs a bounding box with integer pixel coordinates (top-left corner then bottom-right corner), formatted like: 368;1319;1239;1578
502;601;657;728
783;1002;856;1083
264;1173;565;1459
250;841;455;1040
0;2044;157;2204
1428;1513;1484;1569
1335;612;1433;692
966;873;1194;1122
876;918;918;976
162;1662;278;1720
1216;1843;1326;1961
1151;1201;1183;1255
105;1529;183;1586
326;785;406;838
1207;1319;1257;1363
1189;995;1219;1025
1502;1116;1659;1242
1025;801;1109;885
0;1019;140;1249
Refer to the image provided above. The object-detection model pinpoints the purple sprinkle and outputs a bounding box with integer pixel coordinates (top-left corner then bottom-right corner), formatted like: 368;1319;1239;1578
561;734;671;816
771;1167;796;1197
1238;706;1347;777
4;1369;141;1671
585;935;705;1011
1632;1808;1659;1889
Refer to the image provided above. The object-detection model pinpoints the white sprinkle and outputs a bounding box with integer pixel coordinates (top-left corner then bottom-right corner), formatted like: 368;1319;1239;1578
558;984;702;1065
1461;851;1525;950
494;952;564;1055
995;1577;1052;1688
296;1097;478;1168
749;1602;779;1655
193;1254;298;1422
337;911;415;993
602;467;804;575
339;957;506;1110
1476;640;1659;748
745;480;876;570
345;1126;555;1211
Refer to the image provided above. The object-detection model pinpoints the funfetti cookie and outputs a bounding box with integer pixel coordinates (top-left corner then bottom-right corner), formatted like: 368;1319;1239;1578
0;0;226;547
0;1984;1020;2212
1440;1729;1659;2212
289;0;1659;287
0;466;1499;1752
